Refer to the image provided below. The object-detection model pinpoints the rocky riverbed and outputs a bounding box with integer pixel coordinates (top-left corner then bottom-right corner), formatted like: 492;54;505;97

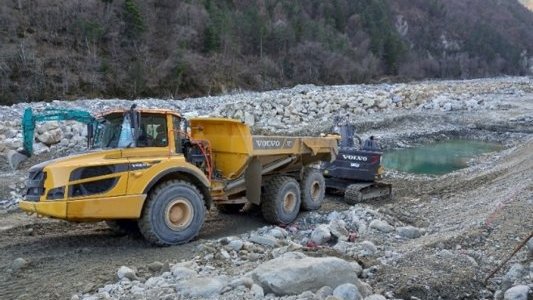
0;77;532;300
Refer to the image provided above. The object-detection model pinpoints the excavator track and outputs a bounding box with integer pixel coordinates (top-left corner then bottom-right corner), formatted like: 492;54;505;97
344;182;392;204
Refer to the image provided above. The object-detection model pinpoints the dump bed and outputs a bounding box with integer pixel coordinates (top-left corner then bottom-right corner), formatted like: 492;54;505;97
189;118;338;180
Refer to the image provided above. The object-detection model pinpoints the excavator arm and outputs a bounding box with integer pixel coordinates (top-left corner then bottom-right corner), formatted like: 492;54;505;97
22;108;96;156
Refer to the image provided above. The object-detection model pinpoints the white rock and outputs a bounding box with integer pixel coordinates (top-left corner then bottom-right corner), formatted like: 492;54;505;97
396;226;422;239
504;263;525;284
311;225;332;245
251;283;264;298
369;220;394;233
145;277;164;288
178;277;226;298
503;285;530;300
7;150;28;170
316;286;334;299
220;249;231;259
37;128;63;145
36;121;60;134
249;234;280;247
361;98;375;107
12;257;29;271
251;252;362;296
130;285;144;295
333;283;362;300
117;266;137;280
328;219;349;241
360;241;377;257
33;143;50;155
268;227;287;239
171;266;197;280
244;112;255;126
364;294;386;300
228;239;244;251
229;277;254;288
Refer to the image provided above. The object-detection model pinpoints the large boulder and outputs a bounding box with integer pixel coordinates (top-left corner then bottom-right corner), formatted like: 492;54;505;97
7;150;28;170
251;252;363;296
36;128;63;145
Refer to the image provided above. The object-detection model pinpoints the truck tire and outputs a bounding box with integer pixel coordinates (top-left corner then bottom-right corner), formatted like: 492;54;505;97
300;168;325;211
261;176;301;225
105;220;139;235
215;203;245;214
138;180;205;246
344;184;363;205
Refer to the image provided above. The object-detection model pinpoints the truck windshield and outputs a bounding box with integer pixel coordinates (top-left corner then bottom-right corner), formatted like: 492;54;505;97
91;112;168;149
92;113;135;149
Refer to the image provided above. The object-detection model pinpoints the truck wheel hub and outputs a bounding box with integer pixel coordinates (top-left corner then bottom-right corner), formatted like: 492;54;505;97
311;181;321;201
283;192;296;212
165;198;193;230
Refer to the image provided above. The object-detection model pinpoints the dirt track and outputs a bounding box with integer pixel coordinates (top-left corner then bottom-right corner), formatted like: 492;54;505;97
0;196;354;299
0;208;271;299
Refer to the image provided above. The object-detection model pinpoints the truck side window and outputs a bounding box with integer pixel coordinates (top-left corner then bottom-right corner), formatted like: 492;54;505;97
173;116;183;153
137;114;168;147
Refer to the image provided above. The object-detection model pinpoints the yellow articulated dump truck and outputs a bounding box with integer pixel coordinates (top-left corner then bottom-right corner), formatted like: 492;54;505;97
19;106;338;245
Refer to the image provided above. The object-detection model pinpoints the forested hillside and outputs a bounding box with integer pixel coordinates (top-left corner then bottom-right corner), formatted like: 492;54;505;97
1;0;532;104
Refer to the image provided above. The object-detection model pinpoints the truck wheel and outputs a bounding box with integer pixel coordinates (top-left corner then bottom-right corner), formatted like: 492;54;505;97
138;180;205;246
105;220;139;235
344;184;363;205
215;203;245;214
261;176;301;225
300;168;325;211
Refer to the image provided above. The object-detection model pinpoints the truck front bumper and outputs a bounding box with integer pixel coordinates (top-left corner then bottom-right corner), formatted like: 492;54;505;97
19;194;146;221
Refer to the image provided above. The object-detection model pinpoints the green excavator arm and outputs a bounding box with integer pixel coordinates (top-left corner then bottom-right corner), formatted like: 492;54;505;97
22;108;96;156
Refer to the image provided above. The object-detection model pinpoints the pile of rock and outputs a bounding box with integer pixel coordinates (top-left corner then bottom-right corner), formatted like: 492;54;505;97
213;77;531;131
75;206;426;299
0;77;531;160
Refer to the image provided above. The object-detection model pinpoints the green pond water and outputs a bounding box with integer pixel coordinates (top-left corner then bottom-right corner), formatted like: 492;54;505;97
382;139;503;175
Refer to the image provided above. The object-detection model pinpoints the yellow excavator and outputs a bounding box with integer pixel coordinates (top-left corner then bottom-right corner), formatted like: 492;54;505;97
19;105;338;245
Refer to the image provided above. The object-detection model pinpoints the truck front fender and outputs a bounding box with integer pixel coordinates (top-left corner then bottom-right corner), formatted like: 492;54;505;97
143;167;212;208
